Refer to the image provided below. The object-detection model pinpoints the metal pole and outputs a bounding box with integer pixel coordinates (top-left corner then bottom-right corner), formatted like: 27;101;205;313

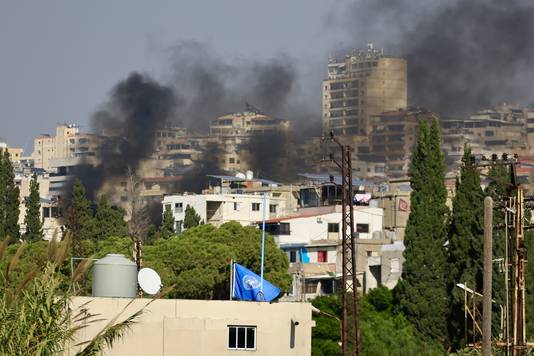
505;199;510;356
513;186;526;356
260;192;267;296
229;259;233;300
483;196;493;356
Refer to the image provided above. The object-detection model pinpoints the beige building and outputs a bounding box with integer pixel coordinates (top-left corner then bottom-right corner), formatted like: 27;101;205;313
68;297;314;356
31;124;99;170
322;44;407;136
210;107;290;172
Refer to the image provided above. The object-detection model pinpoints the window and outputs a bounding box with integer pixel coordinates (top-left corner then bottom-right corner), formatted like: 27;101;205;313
42;207;50;219
305;281;319;294
328;223;339;233
356;223;369;233
228;326;256;350
269;204;277;213
174;202;183;213
233;202;238;211
289;250;297;263
229;157;235;164
317;250;328;263
279;223;290;234
252;203;260;211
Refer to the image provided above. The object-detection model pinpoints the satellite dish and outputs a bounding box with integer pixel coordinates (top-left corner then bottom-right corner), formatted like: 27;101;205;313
138;268;162;295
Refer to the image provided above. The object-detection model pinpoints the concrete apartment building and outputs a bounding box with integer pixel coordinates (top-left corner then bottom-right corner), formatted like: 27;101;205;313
31;124;99;170
362;108;437;178
210;106;290;172
322;44;407;136
162;190;288;232
265;203;403;300
68;297;314;356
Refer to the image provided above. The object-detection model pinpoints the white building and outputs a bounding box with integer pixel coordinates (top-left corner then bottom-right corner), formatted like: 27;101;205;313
162;193;288;233
262;205;403;299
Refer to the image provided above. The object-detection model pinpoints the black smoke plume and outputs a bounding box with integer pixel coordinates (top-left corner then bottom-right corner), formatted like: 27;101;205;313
338;0;534;115
82;72;176;198
167;41;315;133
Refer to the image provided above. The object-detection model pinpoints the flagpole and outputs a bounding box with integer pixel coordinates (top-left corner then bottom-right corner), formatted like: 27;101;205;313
229;259;233;300
260;192;267;297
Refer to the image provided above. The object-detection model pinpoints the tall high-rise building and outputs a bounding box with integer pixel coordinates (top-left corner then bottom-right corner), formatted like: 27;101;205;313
322;44;407;136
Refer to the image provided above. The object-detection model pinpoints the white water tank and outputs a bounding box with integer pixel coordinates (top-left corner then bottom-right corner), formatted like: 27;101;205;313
245;170;254;180
92;254;137;298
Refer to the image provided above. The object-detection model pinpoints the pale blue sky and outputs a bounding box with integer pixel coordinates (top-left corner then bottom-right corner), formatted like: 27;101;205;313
0;0;352;149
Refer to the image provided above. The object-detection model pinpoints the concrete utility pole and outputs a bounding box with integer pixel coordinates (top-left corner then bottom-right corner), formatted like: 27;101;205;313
483;196;493;356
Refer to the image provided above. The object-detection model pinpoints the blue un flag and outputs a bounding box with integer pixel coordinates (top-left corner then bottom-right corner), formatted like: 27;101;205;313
232;263;281;302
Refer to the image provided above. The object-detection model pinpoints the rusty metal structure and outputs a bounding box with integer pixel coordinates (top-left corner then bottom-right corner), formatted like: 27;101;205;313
322;131;360;356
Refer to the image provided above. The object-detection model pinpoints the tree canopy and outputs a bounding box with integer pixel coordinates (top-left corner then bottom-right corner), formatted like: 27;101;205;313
394;119;449;345
143;221;291;299
0;149;20;241
24;173;43;242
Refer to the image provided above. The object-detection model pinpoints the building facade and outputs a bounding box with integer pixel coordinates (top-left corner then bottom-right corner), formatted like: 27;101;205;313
68;297;314;356
322;44;407;136
162;192;288;232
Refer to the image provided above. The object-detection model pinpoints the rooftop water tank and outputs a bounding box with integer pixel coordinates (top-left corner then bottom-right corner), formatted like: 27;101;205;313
92;254;137;298
245;170;253;180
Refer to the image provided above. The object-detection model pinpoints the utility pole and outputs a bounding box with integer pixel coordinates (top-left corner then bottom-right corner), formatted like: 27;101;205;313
513;181;527;356
483;196;493;356
322;131;360;356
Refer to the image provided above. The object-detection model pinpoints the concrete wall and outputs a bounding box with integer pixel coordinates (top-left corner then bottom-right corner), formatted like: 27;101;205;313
67;297;314;356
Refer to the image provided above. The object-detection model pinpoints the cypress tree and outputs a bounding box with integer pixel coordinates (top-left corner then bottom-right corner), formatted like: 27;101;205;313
159;205;175;239
183;205;201;229
67;179;95;256
94;195;129;242
24;173;43;242
447;146;484;347
394;119;449;345
1;150;20;241
0;149;5;238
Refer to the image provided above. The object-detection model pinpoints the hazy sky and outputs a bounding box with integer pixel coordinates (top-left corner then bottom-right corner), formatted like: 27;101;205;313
0;0;351;150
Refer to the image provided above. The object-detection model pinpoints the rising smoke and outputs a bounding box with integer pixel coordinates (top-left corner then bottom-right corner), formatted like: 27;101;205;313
84;72;176;197
77;42;319;198
338;0;534;115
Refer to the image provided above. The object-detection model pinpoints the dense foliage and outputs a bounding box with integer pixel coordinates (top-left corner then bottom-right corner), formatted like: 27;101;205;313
447;146;485;348
312;288;444;356
143;221;291;299
183;204;202;229
394;119;449;345
0;149;20;241
24;173;43;242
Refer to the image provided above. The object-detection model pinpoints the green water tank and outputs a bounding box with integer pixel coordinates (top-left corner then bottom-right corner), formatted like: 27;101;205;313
92;254;137;298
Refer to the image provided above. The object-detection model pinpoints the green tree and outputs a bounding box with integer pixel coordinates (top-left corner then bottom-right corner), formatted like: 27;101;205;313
393;119;449;345
159;205;175;239
24;173;43;242
183;204;201;229
0;149;20;241
143;221;290;299
94;195;129;243
447;146;485;348
311;289;444;356
67;179;95;256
